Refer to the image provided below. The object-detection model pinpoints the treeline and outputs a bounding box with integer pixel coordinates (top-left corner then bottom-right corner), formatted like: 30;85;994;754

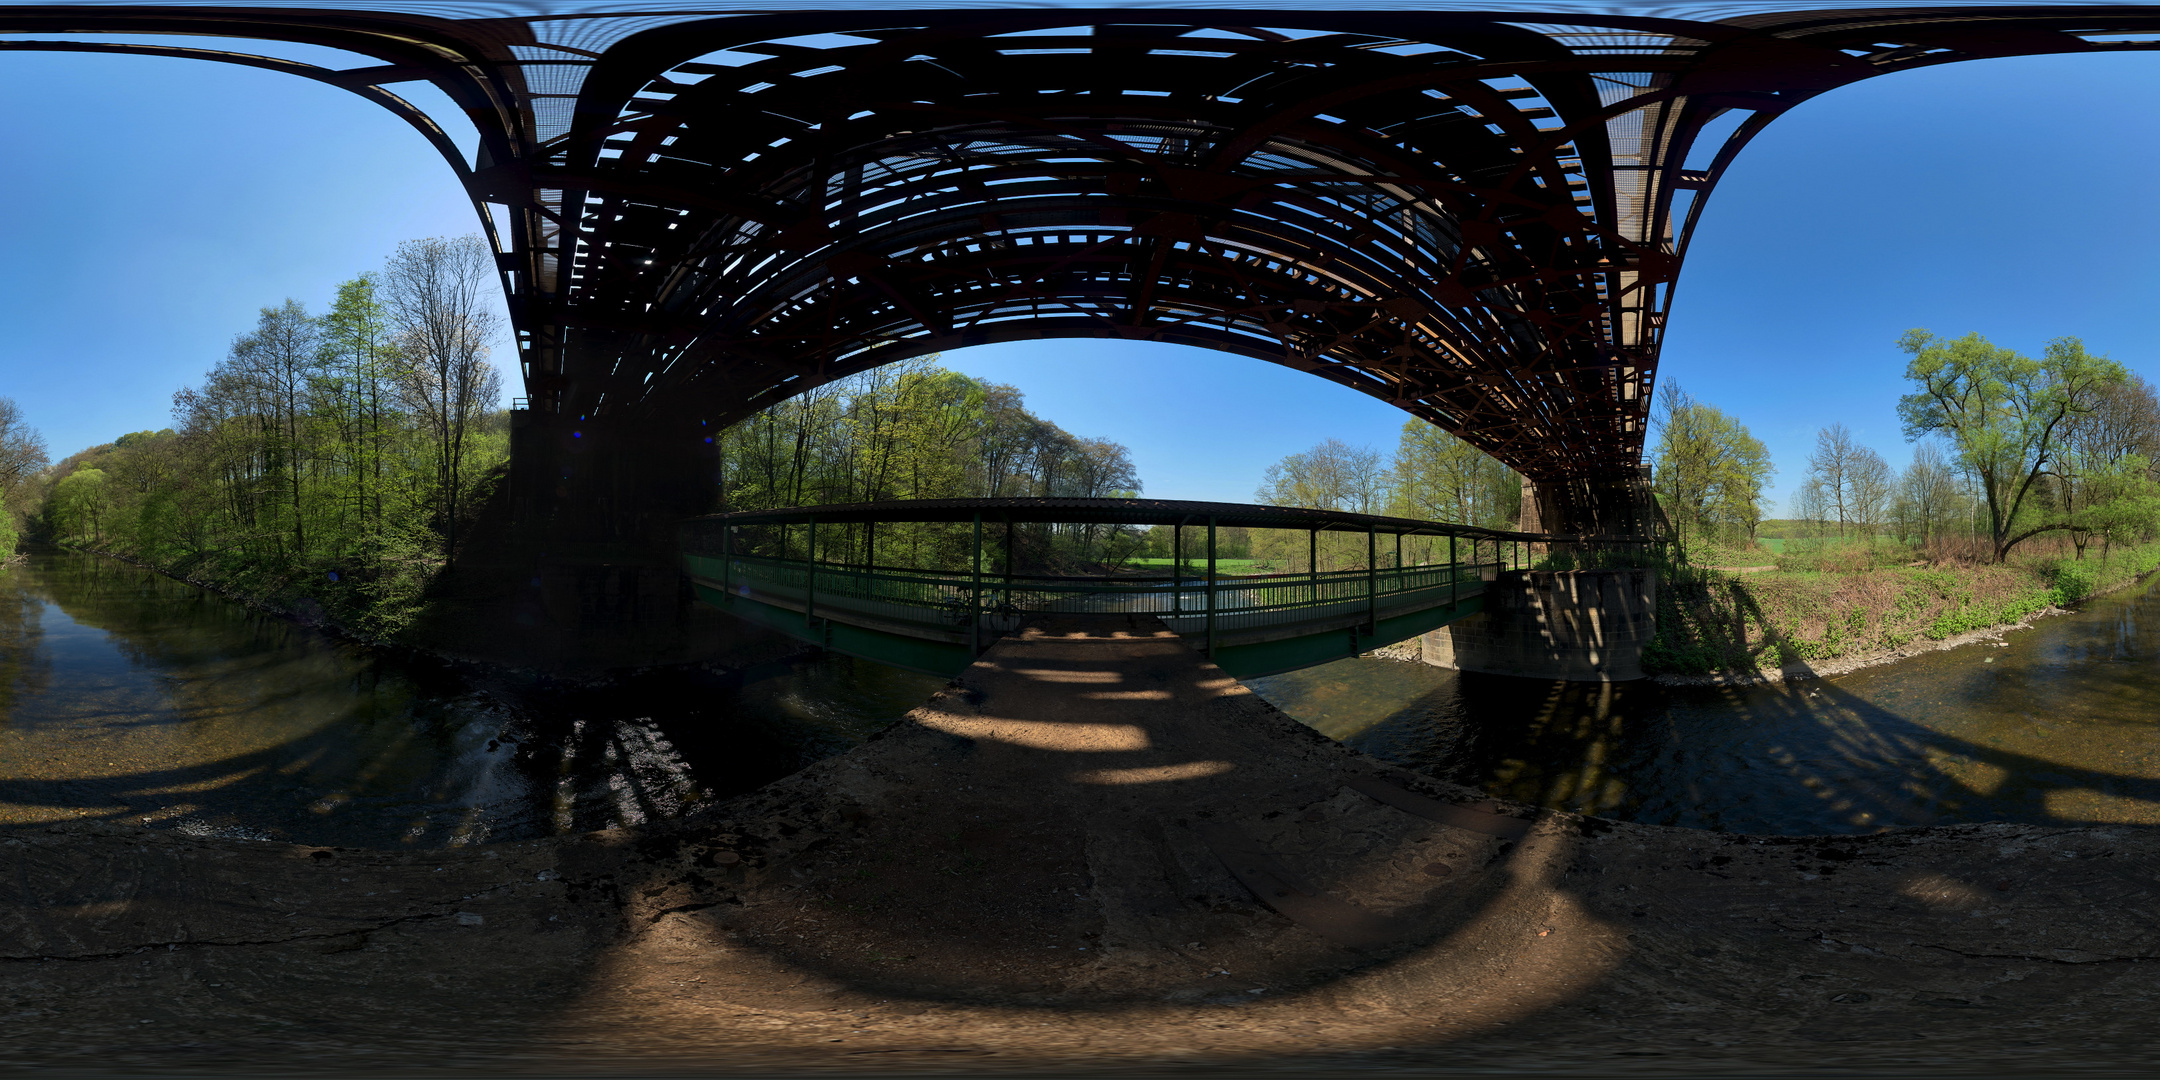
719;356;1144;572
1227;422;1520;573
0;397;47;556
25;236;508;632
1792;332;2160;563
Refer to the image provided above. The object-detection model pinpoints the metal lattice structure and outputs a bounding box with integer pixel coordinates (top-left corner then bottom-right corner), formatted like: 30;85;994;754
10;2;2160;525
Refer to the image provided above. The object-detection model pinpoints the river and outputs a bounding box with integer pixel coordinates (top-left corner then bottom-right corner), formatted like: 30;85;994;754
0;548;943;847
5;548;2156;844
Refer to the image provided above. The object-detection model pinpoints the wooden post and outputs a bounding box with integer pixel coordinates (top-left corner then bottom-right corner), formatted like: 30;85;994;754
1004;518;1015;615
805;517;817;627
721;522;732;601
1449;533;1457;607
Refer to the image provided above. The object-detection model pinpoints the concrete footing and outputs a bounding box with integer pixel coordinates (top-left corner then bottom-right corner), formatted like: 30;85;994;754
1421;567;1657;681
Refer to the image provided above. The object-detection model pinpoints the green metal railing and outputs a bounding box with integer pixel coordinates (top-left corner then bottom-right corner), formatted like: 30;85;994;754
682;551;1502;653
680;496;1640;669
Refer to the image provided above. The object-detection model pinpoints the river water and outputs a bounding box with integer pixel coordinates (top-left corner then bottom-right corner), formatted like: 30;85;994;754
0;549;943;847
1248;572;2160;834
5;548;2156;844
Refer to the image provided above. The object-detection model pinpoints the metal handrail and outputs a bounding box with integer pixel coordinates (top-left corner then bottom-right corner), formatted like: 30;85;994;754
684;551;1496;639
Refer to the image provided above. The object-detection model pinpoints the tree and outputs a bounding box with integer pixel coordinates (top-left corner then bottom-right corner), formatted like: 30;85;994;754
1845;445;1892;541
1892;440;1961;548
1255;438;1385;513
1388;420;1518;529
382;236;503;562
1802;423;1863;538
51;468;112;544
1650;382;1774;555
1897;330;2128;562
227;299;322;557
0;397;47;547
2058;375;2160;558
317;273;398;547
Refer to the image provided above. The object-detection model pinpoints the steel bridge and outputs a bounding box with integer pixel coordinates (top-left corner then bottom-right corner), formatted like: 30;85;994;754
680;497;1584;677
11;3;2160;533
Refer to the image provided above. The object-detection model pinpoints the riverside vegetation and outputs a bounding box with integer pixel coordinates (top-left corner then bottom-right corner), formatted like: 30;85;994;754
2;253;1146;640
1639;330;2160;676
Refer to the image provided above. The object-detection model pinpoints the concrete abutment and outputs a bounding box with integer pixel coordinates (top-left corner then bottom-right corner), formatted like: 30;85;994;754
1419;567;1657;681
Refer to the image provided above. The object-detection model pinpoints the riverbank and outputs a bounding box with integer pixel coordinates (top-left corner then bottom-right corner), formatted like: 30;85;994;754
9;617;2160;1073
1646;540;2160;683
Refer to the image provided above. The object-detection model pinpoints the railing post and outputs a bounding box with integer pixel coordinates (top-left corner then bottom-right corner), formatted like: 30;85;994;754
1004;518;1015;616
1205;515;1217;657
1365;525;1377;636
970;512;983;656
721;522;732;602
805;517;817;627
1450;533;1457;607
1308;528;1318;609
1172;522;1182;622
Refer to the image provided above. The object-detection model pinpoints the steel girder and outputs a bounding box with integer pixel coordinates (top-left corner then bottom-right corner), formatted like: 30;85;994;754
8;4;2160;488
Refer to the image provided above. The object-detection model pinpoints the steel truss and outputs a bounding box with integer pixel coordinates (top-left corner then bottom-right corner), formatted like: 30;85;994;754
8;3;2160;503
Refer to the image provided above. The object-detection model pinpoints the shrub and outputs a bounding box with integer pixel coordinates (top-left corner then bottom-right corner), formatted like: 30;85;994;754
2048;558;2100;606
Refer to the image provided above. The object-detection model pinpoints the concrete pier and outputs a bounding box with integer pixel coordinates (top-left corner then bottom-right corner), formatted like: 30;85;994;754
1421;567;1658;681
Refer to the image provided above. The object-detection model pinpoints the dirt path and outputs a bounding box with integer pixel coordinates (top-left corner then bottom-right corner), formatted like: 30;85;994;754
6;615;2159;1073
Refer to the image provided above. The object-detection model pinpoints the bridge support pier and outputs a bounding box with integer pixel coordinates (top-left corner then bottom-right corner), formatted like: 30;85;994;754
1421;568;1657;682
498;408;725;638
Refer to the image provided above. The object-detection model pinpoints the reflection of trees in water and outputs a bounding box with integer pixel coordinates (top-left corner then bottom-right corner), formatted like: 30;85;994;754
0;571;51;713
2;551;938;846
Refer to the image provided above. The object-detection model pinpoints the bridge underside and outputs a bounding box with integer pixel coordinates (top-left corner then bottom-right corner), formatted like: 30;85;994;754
9;5;2160;535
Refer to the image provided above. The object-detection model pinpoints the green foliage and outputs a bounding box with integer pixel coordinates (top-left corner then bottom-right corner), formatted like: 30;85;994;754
1896;329;2129;561
717;356;1146;574
1385;421;1519;529
1641;540;2160;675
1652;382;1775;555
35;247;509;641
2047;558;2100;606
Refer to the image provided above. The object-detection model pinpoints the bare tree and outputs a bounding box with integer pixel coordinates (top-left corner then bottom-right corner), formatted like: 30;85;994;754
1803;423;1861;537
1256;438;1385;513
382;236;503;561
1846;445;1892;541
0;396;48;513
1895;440;1960;548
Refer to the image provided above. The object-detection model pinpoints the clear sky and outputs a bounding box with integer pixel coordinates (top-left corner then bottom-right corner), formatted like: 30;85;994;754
3;41;2156;514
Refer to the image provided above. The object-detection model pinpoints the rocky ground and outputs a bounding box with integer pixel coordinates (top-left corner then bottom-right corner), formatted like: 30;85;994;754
4;616;2157;1075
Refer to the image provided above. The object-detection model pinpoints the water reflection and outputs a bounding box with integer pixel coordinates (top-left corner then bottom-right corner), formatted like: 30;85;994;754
1248;574;2160;835
0;549;943;847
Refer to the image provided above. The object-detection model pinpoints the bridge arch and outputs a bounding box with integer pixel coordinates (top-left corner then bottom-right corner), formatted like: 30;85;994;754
9;4;2160;535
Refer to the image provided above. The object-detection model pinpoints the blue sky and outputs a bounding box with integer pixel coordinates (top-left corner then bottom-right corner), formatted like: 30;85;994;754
3;42;2156;514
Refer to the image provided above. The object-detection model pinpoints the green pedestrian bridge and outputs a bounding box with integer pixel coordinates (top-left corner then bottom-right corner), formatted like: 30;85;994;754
679;498;1581;680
